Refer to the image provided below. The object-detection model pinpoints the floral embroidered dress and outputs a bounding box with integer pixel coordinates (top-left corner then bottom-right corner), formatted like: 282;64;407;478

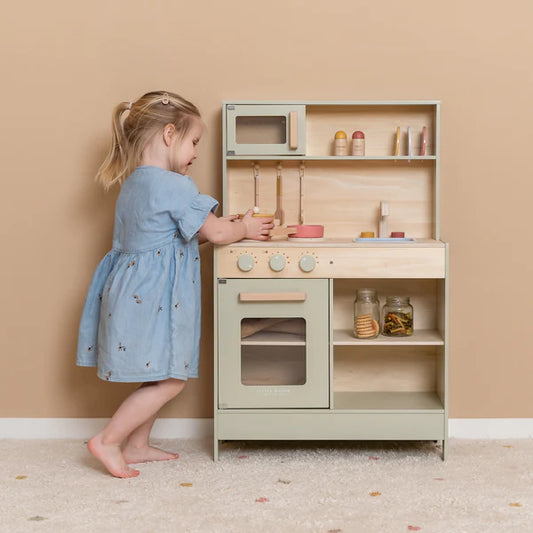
76;166;218;382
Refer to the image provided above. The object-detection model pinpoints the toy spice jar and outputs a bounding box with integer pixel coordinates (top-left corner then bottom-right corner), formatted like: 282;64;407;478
334;130;348;155
351;130;365;156
353;288;380;339
382;296;414;336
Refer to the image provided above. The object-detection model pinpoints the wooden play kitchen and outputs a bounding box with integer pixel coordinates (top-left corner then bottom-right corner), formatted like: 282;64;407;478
213;101;449;460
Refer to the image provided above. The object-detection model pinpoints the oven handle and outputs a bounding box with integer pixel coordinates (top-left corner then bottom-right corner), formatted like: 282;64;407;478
239;291;306;302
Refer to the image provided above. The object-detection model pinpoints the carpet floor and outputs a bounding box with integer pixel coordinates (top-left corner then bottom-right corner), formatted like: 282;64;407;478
1;438;532;532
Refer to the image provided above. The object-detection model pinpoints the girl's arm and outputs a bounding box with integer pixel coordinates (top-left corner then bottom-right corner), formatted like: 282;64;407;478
199;209;274;245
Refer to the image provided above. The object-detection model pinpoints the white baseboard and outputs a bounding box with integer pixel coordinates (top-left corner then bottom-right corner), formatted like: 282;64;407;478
448;418;533;439
1;418;532;440
0;418;213;440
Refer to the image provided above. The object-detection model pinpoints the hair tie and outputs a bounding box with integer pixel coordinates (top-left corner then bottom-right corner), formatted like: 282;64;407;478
161;93;170;105
127;102;132;110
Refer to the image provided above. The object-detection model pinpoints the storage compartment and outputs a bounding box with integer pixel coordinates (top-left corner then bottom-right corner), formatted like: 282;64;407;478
331;278;447;412
333;345;445;411
332;278;445;340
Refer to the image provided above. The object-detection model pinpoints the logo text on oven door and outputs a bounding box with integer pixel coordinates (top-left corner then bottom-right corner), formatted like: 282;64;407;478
255;387;291;396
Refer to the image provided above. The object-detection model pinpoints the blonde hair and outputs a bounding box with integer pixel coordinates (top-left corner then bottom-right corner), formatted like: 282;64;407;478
95;91;201;190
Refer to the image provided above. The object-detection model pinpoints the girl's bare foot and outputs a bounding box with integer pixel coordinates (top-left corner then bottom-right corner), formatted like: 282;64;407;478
87;435;140;478
122;445;179;464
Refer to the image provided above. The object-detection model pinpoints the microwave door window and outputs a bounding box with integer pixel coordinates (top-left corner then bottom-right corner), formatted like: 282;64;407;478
235;116;286;145
240;318;306;386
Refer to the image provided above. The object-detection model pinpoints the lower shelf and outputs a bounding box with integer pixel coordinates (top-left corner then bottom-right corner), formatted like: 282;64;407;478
333;391;444;411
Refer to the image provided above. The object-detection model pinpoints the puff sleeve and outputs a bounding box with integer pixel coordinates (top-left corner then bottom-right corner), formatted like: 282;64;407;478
166;174;219;241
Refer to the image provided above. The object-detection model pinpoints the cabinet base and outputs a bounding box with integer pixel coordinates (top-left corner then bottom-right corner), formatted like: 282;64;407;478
214;410;447;460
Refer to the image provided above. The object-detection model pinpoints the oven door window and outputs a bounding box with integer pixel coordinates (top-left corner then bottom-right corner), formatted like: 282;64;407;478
235;116;286;145
240;318;306;386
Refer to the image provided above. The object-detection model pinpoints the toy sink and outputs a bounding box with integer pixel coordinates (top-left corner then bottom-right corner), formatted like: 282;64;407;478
354;237;415;243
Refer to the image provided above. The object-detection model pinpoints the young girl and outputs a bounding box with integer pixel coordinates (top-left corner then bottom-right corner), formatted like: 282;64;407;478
77;90;273;478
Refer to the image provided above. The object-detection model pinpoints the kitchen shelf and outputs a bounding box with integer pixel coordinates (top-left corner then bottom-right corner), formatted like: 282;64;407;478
333;391;444;411
226;155;437;161
333;328;444;346
241;331;306;346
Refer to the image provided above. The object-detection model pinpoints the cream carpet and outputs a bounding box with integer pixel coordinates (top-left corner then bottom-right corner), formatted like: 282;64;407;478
1;438;532;532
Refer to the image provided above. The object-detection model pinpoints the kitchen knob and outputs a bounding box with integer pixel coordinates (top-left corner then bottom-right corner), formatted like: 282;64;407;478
269;254;286;272
299;255;316;273
237;254;255;272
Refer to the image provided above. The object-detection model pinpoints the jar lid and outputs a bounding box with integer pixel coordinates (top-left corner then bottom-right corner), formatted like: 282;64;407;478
386;295;410;304
357;288;378;297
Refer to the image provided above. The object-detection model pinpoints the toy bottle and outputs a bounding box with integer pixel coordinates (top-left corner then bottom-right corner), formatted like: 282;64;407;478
334;131;347;156
351;130;365;156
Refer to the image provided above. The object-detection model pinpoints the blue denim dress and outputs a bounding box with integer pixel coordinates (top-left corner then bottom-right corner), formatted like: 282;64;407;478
76;166;218;382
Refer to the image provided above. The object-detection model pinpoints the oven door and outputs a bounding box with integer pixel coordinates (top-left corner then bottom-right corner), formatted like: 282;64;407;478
217;278;329;409
226;104;306;156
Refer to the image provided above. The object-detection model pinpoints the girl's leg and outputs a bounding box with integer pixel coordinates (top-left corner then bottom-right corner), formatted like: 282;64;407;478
88;378;185;478
122;413;180;464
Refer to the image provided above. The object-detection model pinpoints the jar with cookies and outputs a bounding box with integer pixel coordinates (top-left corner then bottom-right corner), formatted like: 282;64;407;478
353;288;380;339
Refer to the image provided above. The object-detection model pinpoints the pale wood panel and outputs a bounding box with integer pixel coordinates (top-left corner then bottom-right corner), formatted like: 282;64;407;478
216;245;446;278
333;346;438;392
226;160;436;238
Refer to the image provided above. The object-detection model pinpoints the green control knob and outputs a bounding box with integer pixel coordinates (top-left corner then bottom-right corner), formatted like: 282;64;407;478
237;254;255;272
299;255;316;272
269;253;286;272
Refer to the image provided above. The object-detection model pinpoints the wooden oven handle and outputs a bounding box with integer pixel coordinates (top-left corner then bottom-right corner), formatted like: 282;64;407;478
239;292;306;302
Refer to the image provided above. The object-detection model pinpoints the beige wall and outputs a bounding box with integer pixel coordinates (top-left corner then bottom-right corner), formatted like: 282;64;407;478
1;0;532;420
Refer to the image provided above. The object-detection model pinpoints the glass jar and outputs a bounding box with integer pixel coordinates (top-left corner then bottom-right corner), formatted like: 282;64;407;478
353;288;380;339
382;296;414;337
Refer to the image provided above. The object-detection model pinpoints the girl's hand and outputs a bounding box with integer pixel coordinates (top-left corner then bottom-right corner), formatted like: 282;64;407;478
198;211;273;245
220;214;239;222
240;209;274;241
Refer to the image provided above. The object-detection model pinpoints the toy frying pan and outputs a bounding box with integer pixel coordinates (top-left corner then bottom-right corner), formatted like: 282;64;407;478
287;224;324;238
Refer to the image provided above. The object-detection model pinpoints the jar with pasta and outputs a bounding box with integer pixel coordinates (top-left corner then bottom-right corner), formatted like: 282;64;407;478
382;296;414;336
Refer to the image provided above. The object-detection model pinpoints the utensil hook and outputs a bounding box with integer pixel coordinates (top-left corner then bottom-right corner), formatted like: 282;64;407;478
252;162;260;208
274;163;284;225
298;162;305;225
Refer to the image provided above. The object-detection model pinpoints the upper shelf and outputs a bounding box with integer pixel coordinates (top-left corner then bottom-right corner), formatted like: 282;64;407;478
226;155;437;161
225;102;439;158
224;100;441;106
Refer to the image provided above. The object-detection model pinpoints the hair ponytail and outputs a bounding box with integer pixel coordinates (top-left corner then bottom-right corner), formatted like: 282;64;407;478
95;91;201;190
95;102;133;190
